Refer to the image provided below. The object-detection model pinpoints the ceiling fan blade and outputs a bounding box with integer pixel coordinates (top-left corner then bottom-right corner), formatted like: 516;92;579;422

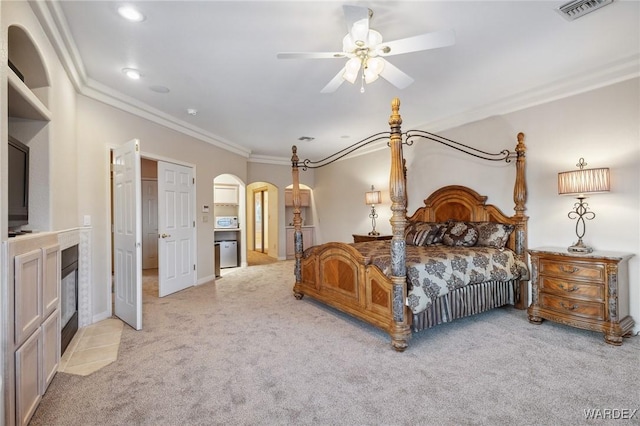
277;52;345;59
378;29;456;56
320;68;346;93
379;60;414;90
343;5;370;45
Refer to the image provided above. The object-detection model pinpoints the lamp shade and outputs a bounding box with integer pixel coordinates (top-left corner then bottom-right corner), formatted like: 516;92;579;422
343;58;361;84
365;190;381;205
558;167;610;196
364;57;385;83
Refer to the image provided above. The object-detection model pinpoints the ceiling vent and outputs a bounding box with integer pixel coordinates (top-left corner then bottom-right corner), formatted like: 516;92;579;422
556;0;614;21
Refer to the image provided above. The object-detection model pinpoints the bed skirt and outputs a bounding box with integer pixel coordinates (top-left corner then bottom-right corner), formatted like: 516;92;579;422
411;280;520;332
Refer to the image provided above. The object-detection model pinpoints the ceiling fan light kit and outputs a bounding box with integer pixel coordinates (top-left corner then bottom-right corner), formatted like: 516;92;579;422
277;5;456;93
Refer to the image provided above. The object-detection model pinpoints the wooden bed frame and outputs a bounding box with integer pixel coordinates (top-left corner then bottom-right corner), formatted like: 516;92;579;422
290;98;528;351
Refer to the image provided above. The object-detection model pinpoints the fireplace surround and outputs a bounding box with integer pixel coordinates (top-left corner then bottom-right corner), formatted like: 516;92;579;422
57;228;92;330
60;244;78;354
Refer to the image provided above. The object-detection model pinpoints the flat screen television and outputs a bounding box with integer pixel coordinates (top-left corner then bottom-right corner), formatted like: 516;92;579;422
8;135;29;229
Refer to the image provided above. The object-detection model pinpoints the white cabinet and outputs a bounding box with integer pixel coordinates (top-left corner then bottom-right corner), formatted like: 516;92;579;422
214;184;239;205
286;227;315;259
14;328;41;426
42;244;60;318
14;249;43;347
5;233;60;426
41;310;60;392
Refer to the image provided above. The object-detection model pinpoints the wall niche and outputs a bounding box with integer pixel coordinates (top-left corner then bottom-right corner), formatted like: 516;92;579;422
7;25;52;233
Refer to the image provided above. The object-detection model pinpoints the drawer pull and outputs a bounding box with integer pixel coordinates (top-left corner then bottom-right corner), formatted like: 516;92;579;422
560;284;579;292
560;265;579;274
561;302;579;311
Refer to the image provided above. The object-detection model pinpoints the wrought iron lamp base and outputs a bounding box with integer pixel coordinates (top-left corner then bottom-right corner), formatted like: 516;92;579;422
567;197;595;254
568;238;593;253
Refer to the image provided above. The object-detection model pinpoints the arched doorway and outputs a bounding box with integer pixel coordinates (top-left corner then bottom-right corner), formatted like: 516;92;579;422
246;181;279;265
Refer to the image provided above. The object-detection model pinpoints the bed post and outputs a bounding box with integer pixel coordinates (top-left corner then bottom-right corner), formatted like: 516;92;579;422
388;98;411;351
291;146;304;298
513;132;529;309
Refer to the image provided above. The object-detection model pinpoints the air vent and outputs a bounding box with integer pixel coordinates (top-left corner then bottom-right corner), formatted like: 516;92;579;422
556;0;614;21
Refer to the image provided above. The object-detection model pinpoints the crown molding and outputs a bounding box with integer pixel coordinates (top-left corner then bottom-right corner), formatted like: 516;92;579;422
29;0;86;92
82;78;251;157
421;54;640;133
247;155;291;166
30;0;251;159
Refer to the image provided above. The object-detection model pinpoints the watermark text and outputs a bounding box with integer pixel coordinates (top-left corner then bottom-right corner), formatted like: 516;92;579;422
584;408;638;420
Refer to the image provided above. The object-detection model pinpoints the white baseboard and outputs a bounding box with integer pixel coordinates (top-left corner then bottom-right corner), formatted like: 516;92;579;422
197;274;215;285
92;310;112;325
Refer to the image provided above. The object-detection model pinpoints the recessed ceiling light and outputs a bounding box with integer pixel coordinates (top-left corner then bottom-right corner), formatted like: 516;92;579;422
122;68;142;80
117;5;145;22
187;109;198;116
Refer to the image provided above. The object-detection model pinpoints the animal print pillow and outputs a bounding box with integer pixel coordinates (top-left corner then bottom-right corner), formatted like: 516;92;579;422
474;222;515;249
404;222;446;246
442;221;479;247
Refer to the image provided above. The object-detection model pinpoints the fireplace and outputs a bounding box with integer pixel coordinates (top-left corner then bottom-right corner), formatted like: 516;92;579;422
61;244;79;355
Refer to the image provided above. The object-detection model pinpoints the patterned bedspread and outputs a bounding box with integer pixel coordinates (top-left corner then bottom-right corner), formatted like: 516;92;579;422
351;241;529;314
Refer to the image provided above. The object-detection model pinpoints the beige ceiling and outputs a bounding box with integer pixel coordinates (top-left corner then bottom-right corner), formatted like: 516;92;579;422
38;1;639;161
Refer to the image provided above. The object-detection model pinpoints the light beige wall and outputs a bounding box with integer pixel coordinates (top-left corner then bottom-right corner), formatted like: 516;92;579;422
316;78;640;333
313;149;390;243
76;94;247;320
48;62;77;230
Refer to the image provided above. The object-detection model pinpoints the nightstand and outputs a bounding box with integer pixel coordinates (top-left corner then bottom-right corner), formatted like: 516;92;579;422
352;234;392;243
527;247;635;345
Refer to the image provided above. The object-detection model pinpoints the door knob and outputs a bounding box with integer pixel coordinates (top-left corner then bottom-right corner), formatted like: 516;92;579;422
160;233;171;238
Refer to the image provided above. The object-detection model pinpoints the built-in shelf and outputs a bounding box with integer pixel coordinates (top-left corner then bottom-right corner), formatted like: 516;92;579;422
7;70;51;121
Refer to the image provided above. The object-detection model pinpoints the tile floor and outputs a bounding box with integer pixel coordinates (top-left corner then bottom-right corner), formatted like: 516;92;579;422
58;318;123;376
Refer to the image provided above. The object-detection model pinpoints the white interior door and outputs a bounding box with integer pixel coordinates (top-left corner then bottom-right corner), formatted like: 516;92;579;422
158;161;195;297
142;179;158;269
113;139;142;330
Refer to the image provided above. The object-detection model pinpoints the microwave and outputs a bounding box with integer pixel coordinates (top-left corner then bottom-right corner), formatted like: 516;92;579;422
215;216;238;229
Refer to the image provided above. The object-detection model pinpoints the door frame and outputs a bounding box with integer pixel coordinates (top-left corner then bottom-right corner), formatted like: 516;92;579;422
141;178;158;270
109;151;198;315
253;186;267;253
214;174;247;268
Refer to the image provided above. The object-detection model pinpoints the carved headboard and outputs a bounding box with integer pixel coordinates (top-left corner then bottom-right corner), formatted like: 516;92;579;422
407;185;523;254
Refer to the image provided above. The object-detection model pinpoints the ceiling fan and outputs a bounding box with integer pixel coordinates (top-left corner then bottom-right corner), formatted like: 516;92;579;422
277;5;455;93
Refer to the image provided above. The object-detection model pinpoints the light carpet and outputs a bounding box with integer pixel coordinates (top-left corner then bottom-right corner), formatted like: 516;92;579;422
30;260;639;425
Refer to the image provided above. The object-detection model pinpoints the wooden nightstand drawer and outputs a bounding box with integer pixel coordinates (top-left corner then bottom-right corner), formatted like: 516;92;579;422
539;259;604;281
539;277;604;301
539;294;605;321
528;247;634;345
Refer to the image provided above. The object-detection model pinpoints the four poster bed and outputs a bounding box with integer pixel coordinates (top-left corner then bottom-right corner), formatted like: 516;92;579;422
290;98;529;351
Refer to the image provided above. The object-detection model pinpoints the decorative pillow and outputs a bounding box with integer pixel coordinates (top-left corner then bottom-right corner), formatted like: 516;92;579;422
474;222;515;249
442;221;479;247
404;222;446;246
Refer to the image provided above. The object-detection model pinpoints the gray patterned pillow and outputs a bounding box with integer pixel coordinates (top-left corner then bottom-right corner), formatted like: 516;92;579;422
474;222;515;249
404;222;446;246
442;221;479;247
